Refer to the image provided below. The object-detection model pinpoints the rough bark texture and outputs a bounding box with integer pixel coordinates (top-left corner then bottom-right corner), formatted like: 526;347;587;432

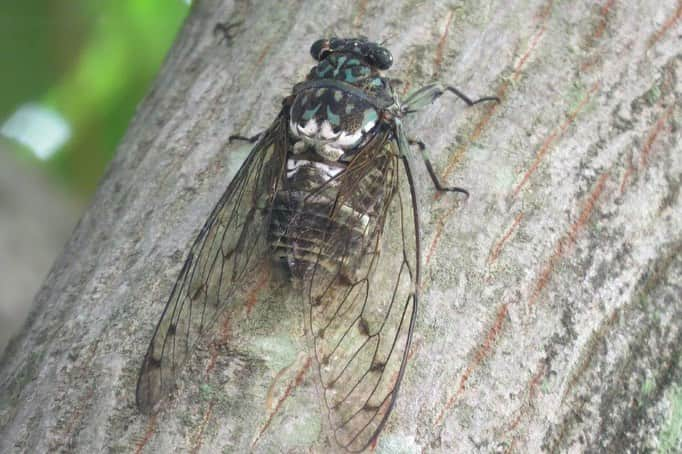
1;0;680;452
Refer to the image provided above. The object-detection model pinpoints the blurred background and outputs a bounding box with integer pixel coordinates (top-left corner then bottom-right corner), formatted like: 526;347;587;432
0;0;189;352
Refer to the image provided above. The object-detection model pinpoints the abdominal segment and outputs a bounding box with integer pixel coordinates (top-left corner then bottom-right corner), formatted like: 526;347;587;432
269;153;388;280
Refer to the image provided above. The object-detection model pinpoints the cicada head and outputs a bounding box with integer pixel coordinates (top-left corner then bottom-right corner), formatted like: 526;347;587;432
306;36;394;98
310;37;393;70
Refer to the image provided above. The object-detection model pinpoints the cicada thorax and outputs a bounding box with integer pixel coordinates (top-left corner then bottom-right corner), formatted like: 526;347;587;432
289;52;392;161
269;52;396;281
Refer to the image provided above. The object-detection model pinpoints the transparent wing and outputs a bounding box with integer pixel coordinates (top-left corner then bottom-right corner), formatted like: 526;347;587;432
304;130;421;452
136;116;287;414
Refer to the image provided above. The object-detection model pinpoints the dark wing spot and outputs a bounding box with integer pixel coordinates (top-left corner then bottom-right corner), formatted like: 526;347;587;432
148;356;162;368
338;272;354;286
370;361;386;373
363;403;381;412
358;318;370;336
191;283;204;301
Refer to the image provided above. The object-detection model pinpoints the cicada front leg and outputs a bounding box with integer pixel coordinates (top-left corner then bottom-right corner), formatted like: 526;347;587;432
401;83;499;197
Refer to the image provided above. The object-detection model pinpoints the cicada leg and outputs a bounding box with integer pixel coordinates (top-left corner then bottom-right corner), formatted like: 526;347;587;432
401;83;499;196
407;138;469;197
401;83;499;114
441;86;499;106
228;132;263;144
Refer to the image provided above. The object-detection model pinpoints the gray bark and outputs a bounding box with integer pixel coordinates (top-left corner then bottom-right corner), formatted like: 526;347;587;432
1;0;680;452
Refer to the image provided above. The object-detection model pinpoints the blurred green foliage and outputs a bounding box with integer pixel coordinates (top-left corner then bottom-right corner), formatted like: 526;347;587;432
1;0;189;196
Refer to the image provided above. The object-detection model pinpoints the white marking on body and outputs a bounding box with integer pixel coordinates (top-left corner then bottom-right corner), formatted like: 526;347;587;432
336;129;364;147
286;158;343;179
362;119;376;132
360;213;370;228
319;120;340;140
298;118;319;136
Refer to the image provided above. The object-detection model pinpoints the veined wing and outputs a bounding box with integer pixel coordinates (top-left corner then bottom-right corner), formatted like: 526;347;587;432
136;114;288;413
304;127;421;452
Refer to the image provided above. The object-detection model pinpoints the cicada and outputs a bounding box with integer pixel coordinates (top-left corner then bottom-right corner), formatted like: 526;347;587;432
137;36;497;452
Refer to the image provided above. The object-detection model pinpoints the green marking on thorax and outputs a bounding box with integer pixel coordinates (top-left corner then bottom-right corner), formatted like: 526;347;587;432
344;69;358;83
326;105;340;127
362;109;378;128
333;91;343;102
302;104;321;121
345;103;355;114
316;63;332;77
333;56;347;76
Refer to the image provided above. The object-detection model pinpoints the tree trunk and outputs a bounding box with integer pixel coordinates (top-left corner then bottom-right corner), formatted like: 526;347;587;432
1;0;680;452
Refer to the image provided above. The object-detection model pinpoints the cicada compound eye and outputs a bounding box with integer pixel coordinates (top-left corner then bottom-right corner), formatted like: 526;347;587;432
310;38;331;61
373;48;393;70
